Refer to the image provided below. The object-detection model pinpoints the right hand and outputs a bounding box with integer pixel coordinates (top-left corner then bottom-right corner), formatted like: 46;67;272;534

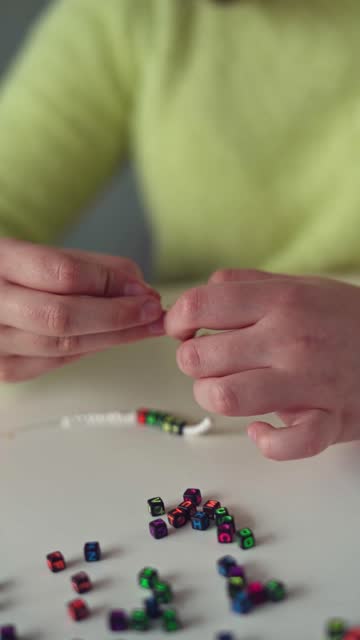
0;238;164;382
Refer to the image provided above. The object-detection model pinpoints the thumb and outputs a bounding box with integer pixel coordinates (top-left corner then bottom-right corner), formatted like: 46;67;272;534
247;409;337;461
208;268;293;284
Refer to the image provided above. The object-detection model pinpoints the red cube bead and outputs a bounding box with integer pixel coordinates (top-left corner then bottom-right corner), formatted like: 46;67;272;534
178;500;197;517
217;523;234;544
137;408;148;424
168;508;188;528
71;571;92;594
203;499;221;519
46;551;66;573
67;598;89;621
247;582;267;605
344;630;360;640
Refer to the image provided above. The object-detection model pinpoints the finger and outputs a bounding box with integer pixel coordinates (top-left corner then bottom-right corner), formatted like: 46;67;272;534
0;354;83;383
165;281;281;340
0;315;165;357
193;369;312;416
247;409;336;461
176;327;269;379
208;268;292;284
1;282;164;336
0;238;158;297
62;248;144;281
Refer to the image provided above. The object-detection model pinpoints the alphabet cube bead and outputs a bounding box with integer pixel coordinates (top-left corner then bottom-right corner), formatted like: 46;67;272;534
84;541;101;562
191;511;210;531
130;609;150;631
265;580;286;602
231;591;253;614
236;528;255;550
216;634;234;640
149;518;168;539
344;629;360;640
183;488;202;506
148;496;165;517
67;598;89;621
0;627;17;640
227;576;246;598
215;507;229;525
138;567;158;589
144;596;162;619
109;609;129;631
326;618;347;639
71;571;92;594
247;582;267;605
168;507;188;528
217;555;237;577
217;523;234;543
153;580;173;604
178;500;197;517
203;499;221;519
162;608;181;632
46;551;66;573
228;565;246;580
220;515;235;532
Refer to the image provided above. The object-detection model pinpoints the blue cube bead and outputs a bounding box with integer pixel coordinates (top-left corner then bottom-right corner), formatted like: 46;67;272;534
0;627;17;640
216;634;235;640
144;596;162;619
231;591;253;614
84;541;101;562
217;555;237;577
191;511;210;531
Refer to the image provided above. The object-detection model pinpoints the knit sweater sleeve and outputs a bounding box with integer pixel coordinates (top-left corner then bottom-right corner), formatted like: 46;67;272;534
0;0;135;243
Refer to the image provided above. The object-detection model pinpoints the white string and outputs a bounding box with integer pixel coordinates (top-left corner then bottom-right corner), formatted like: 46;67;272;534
1;410;213;439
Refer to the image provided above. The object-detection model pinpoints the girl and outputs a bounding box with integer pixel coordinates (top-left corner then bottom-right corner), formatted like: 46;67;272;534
1;0;360;460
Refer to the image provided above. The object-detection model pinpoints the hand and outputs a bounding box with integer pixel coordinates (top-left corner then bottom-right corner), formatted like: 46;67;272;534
0;238;164;382
165;268;360;461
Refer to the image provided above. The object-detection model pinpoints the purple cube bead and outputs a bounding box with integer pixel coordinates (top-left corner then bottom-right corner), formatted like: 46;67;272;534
0;627;17;640
149;518;168;539
228;565;246;581
108;609;129;631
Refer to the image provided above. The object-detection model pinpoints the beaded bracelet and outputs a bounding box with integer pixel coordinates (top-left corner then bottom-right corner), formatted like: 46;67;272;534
2;408;213;440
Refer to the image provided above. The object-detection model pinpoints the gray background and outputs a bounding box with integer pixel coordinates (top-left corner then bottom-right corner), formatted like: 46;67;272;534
0;0;152;279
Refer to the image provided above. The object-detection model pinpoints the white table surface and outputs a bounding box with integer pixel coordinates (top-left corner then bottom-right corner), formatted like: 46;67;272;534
0;279;360;640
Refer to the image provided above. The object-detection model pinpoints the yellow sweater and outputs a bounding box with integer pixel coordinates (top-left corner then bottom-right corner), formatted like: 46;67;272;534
0;0;359;282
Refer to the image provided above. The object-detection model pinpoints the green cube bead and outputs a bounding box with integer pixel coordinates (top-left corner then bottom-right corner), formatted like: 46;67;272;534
326;617;347;639
138;567;158;589
163;608;181;632
130;608;150;630
215;507;229;524
146;411;159;425
236;527;256;549
265;579;286;602
153;580;173;604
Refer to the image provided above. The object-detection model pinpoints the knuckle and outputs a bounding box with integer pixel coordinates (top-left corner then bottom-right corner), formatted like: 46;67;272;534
210;381;238;415
44;302;72;335
179;287;204;322
177;340;201;375
54;255;82;292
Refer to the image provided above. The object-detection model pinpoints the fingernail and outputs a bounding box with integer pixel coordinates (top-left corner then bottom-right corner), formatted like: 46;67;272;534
141;300;162;322
248;426;257;443
148;315;165;335
124;282;151;296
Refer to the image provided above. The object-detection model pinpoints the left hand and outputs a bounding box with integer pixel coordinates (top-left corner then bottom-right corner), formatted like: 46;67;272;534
165;269;360;461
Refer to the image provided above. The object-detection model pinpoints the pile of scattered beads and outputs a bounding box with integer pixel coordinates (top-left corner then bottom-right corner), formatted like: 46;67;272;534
217;555;286;615
326;617;360;639
148;488;256;549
